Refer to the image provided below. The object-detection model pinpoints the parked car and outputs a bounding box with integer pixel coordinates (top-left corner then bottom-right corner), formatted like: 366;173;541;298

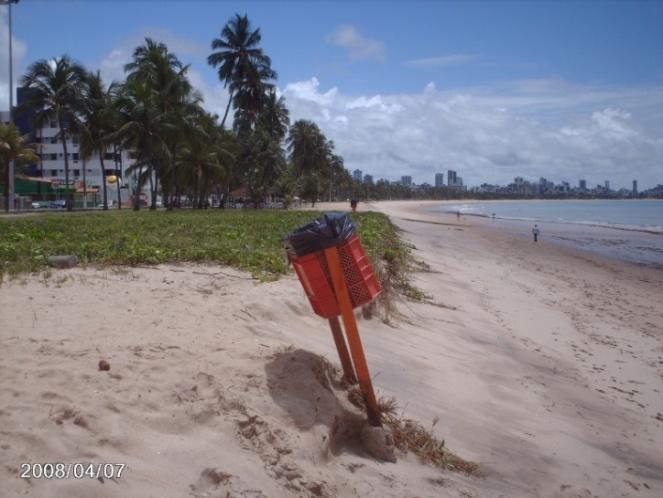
48;200;67;209
31;201;45;209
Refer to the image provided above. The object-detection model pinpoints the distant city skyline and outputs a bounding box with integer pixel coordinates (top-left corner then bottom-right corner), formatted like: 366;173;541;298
350;169;660;198
352;169;653;192
2;1;662;187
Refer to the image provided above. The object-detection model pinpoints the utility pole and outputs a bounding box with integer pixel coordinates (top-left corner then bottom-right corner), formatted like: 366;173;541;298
2;0;20;210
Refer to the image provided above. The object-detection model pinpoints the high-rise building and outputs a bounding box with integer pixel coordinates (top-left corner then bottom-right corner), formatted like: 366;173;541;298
632;180;638;195
579;179;587;190
363;174;373;185
605;180;610;191
401;175;412;187
435;173;444;187
352;169;363;182
447;170;457;186
15;86;133;198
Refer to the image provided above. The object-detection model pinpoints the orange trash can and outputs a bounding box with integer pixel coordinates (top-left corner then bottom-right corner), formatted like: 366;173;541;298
285;214;381;318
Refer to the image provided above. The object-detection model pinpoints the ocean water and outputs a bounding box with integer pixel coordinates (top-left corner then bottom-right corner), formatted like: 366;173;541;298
432;200;663;268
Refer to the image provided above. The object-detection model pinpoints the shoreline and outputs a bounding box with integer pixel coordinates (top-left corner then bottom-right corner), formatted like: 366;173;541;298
435;209;663;236
373;200;663;494
388;199;663;270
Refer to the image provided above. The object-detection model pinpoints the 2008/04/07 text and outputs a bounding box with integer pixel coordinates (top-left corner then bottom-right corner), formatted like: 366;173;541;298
20;463;127;480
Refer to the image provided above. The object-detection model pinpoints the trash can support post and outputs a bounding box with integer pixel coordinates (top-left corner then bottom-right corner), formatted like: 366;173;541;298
328;316;357;385
324;246;382;427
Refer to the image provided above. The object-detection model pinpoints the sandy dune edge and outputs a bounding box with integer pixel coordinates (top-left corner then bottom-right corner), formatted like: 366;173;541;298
1;263;482;498
1;201;662;497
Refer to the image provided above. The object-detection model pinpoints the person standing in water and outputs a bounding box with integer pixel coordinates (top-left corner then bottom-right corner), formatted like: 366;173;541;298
532;224;540;242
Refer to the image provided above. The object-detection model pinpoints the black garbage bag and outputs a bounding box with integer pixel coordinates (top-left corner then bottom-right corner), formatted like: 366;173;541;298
284;212;356;258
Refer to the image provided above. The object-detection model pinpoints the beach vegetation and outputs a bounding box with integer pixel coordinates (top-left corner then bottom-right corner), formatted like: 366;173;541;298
0;210;415;289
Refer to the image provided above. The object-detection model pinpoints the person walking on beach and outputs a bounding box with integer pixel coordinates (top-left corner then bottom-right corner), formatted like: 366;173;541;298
456;210;461;220
532;224;540;242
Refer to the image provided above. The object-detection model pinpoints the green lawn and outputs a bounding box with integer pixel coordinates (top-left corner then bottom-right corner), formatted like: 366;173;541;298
0;211;416;296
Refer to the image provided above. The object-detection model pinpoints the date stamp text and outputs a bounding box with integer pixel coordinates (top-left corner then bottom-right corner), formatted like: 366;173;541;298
20;463;126;480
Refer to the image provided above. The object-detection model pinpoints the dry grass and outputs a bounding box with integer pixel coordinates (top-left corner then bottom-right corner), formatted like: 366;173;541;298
346;389;480;475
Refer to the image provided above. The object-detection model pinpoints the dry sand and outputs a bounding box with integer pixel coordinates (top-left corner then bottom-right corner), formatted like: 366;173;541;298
1;201;662;497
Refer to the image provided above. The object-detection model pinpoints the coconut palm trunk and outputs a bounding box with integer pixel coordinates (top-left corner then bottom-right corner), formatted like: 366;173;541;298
218;185;228;209
3;163;9;212
220;89;234;129
99;153;108;210
168;151;176;211
58;116;73;211
82;157;88;209
114;145;122;209
38;129;44;198
133;166;143;211
148;164;156;210
192;165;200;208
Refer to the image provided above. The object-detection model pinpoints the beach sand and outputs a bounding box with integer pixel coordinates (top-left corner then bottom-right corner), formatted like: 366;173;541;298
1;201;662;497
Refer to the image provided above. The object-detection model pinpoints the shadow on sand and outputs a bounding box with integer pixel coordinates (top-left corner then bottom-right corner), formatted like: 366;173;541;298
264;348;367;456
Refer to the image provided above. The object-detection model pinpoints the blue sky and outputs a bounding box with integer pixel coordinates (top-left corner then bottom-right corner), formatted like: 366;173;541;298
2;0;663;188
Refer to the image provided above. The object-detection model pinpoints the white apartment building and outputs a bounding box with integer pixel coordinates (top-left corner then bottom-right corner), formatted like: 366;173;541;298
33;121;133;203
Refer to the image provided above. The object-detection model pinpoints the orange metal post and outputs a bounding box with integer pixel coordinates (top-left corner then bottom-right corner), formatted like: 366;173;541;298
324;246;382;427
328;316;358;385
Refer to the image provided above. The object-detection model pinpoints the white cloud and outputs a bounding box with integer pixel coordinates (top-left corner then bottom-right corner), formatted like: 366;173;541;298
44;29;663;190
0;8;27;111
96;28;208;84
283;77;337;106
405;54;475;68
326;24;384;61
281;77;663;189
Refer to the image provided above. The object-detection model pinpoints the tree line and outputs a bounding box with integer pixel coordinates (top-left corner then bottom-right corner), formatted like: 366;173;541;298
2;14;357;212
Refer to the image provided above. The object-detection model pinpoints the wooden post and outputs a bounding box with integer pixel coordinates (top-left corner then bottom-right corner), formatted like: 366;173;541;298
328;316;357;385
324;246;382;427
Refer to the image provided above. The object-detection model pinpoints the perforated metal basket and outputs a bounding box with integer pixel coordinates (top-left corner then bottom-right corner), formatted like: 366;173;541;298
289;234;381;318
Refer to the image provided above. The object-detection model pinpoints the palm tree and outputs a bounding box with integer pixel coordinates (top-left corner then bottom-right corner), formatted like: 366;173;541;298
20;56;87;211
238;128;285;208
326;153;346;202
125;38;184;85
257;90;289;142
111;79;170;211
78;71;117;210
0;123;39;211
208;14;276;129
287;119;331;174
125;38;194;210
274;163;300;209
231;64;278;137
164;85;204;210
212;126;240;209
173;107;219;209
287;120;334;207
